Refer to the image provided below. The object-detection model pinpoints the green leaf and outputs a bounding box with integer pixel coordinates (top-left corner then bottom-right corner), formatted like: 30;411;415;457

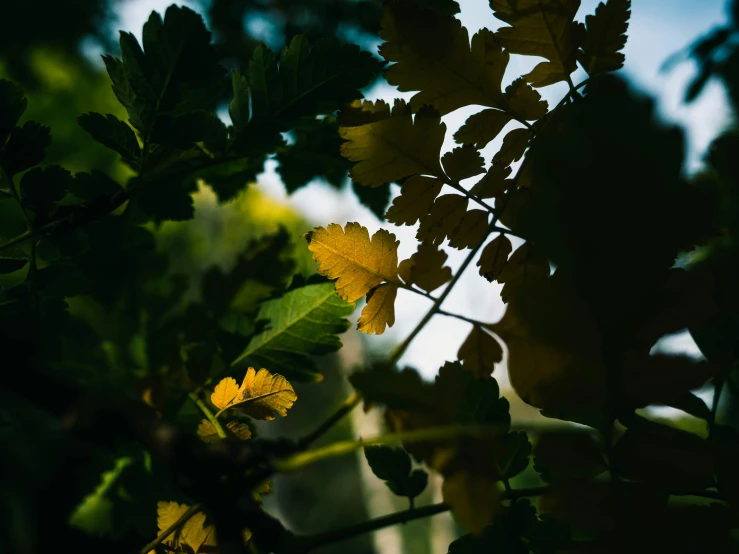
0;79;27;145
0;257;28;274
19;165;73;217
238;35;384;150
77;113;142;169
364;445;428;500
232;281;355;382
1;121;51;176
578;0;631;76
276;118;351;193
106;5;225;136
229;70;250;131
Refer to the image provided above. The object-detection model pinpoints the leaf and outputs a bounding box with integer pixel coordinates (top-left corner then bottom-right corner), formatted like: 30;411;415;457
1;121;51;176
504;77;549;120
233;281;355;382
0;79;28;145
379;3;509;115
442;145;485;182
197;419;252;443
533;431;607;483
0;257;28;274
488;273;607;413
398;243;452;292
364;445;428;499
108;6;225;136
211;377;240;410
19;165;72;217
385;176;443;226
458;326;503;379
304;222;399;302
454;110;513;149
492;0;583;87
443;471;502;534
241;36;384;142
417;195;468;245
477;234;512;281
77;113;141;169
356;282;397;335
612;419;714;489
339;103;446;187
449;210;489;250
470;162;512;200
225;367;297;421
578;0;631;76
229;70;250;131
497;242;550;302
493;128;529;167
448;500;539;554
156;501;216;554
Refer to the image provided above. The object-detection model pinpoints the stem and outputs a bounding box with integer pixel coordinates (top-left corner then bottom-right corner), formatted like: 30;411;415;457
188;392;228;439
275;424;508;473
445;181;497;215
139;502;203;554
437;309;490;328
710;375;726;437
297;391;362;449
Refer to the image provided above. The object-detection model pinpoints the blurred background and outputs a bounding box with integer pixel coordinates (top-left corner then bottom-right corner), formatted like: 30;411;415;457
0;0;735;552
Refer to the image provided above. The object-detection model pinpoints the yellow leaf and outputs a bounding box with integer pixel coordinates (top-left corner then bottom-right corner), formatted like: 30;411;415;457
305;222;399;302
231;367;297;420
156;501;217;554
357;283;398;335
449;210;489;250
386;176;443;226
339;104;445;187
337;99;392;126
398;243;452;293
442;471;502;534
197;420;253;443
470;162;512;200
578;0;631;76
492;0;583;87
458;326;503;379
504;77;549;120
210;376;240;410
442;145;485;183
380;3;509;115
488;273;607;413
477;234;512;282
493;128;529;167
417;195;468;245
454;110;513;150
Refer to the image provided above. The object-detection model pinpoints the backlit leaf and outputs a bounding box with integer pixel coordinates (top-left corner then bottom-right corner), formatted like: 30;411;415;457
156;501;217;554
385;176;443;226
492;0;583;87
417;195;468;245
305;222;399;302
493;128;529;167
449;210;489;250
578;0;631;76
497;242;550;302
380;3;509;115
357;283;398;335
364;445;428;500
443;471;502;534
458;325;503;379
211;376;240;410
442;145;486;182
398;243;452;293
339;103;446;187
234;367;297;420
197;419;252;443
470;162;512;200
232;281;355;381
477;234;512;281
504;77;549;120
454;110;513;150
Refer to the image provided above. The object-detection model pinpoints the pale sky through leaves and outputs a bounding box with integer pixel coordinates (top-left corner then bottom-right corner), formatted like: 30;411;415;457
118;0;727;380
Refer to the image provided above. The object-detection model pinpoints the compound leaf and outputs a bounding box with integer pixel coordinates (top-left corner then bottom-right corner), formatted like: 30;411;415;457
417;195;468;245
217;367;297;421
578;0;631;76
457;325;503;379
77;112;141;169
156;501;217;554
398;243;452;292
478;234;512;281
442;145;486;182
385;176;443;226
357;283;398;335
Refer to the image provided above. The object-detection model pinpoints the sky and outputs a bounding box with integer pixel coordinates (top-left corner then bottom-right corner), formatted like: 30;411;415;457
115;0;731;382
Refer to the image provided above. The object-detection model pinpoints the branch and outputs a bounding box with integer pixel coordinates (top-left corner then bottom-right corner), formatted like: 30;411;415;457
297;391;362;449
139;502;203;554
188;391;228;439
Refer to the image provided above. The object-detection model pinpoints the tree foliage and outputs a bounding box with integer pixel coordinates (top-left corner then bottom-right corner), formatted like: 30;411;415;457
5;0;739;553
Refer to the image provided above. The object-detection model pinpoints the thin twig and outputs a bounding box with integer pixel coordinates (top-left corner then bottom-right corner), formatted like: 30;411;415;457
297;392;362;449
139;502;203;554
188;392;228;439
